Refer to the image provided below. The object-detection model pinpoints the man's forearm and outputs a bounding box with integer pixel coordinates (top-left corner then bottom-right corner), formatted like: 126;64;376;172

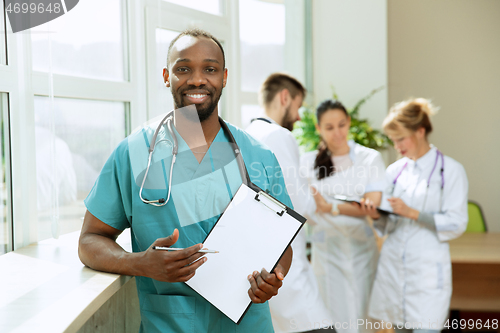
78;233;144;277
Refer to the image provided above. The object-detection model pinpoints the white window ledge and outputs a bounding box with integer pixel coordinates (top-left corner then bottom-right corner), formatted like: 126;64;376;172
0;230;134;333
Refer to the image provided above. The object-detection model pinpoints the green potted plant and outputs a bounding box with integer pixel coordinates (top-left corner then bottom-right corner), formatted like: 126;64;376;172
293;86;392;152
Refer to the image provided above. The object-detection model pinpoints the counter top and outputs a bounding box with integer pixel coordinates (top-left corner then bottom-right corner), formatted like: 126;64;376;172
449;232;500;264
0;230;133;333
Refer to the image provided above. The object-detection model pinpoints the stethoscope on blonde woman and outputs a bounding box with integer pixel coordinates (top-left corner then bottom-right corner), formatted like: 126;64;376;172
387;149;445;212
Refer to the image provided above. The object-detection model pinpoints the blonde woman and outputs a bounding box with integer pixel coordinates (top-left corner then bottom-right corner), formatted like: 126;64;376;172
368;98;468;333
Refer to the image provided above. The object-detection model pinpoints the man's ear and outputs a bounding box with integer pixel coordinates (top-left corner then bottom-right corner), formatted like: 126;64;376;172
280;89;290;107
222;68;228;88
163;67;170;87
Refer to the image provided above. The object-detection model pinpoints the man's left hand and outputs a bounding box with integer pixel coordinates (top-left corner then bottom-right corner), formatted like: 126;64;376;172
247;265;285;303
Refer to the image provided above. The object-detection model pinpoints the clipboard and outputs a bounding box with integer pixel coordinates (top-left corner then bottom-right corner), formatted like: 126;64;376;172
185;182;306;324
332;195;399;216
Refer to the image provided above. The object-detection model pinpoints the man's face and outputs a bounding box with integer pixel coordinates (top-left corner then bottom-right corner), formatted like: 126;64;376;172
164;36;227;122
282;94;303;131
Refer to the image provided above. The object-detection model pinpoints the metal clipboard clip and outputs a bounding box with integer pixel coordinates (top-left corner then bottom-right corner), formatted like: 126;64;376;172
254;191;286;217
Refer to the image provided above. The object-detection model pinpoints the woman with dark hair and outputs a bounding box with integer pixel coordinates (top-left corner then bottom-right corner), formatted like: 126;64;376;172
299;99;386;333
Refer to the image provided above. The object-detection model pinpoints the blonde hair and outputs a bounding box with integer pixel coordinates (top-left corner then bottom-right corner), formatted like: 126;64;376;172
383;98;439;137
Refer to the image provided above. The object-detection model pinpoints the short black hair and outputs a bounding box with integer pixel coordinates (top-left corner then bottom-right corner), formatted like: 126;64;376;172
166;28;225;70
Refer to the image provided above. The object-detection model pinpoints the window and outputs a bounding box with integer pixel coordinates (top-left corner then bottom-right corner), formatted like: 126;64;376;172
152;28;179;120
241;104;263;130
25;0;132;244
0;93;11;255
34;97;127;241
163;0;222;16
0;1;6;65
238;0;285;128
239;0;285;92
31;0;127;81
2;0;136;249
1;0;302;253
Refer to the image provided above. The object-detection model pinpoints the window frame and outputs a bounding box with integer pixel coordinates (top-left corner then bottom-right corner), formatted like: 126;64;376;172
1;0;304;252
1;0;139;250
0;93;13;254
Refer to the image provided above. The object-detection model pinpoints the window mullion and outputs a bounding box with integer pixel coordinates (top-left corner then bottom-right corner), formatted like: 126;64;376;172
31;73;135;102
126;0;148;130
10;32;38;249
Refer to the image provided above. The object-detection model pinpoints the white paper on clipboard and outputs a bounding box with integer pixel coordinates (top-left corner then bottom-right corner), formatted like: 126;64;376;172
185;183;305;324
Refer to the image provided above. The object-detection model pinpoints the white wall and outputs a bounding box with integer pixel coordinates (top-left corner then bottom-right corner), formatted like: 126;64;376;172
388;0;500;231
312;0;388;129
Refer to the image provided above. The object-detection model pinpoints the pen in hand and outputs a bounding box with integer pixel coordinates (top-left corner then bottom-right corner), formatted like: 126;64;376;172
153;246;219;254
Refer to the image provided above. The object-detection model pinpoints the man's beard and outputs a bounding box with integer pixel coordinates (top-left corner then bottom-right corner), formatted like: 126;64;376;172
282;105;295;131
173;85;223;122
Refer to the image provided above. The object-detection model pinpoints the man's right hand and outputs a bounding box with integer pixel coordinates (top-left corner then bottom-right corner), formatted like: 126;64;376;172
78;212;207;283
140;228;207;283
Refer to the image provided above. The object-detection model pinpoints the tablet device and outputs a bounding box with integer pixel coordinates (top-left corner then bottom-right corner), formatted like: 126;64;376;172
332;195;398;216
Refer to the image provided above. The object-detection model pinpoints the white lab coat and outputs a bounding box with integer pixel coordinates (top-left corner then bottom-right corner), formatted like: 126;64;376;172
300;141;386;333
368;146;469;330
246;118;332;333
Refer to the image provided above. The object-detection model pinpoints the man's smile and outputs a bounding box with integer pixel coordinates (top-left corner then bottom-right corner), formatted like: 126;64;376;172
183;90;210;104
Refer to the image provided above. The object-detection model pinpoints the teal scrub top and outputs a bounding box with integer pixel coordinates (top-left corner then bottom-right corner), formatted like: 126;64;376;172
85;120;293;333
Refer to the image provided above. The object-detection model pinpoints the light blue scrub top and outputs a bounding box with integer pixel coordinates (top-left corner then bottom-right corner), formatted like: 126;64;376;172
85;120;292;333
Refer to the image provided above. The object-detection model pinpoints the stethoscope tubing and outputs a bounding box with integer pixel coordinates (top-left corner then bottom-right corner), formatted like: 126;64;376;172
140;112;176;206
391;149;445;213
139;111;249;206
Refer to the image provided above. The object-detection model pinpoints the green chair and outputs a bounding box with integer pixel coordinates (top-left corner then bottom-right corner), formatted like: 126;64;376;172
466;200;487;233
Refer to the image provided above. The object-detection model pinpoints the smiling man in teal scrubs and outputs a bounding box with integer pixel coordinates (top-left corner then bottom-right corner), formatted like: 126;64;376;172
78;28;293;333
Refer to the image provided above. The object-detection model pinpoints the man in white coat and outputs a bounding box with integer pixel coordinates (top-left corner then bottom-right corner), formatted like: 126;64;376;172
246;73;335;333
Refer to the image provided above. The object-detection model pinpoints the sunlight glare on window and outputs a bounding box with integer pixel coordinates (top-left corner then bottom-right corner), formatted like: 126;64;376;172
239;0;285;92
163;0;222;16
30;0;126;81
34;97;126;241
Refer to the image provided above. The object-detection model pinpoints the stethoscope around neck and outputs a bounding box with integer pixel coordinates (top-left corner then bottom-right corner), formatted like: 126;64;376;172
139;110;250;206
388;149;445;212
